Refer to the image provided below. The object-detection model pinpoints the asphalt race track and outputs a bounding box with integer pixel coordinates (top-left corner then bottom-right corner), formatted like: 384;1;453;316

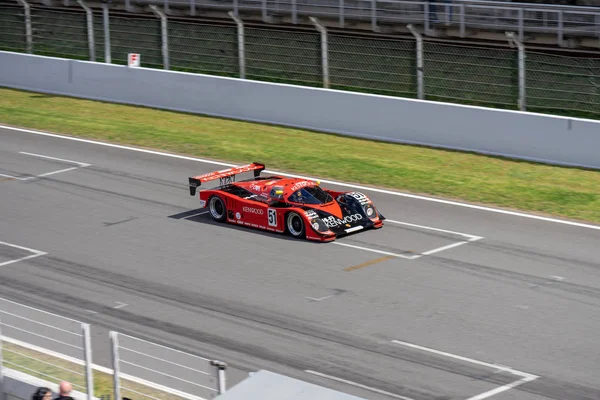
1;125;600;400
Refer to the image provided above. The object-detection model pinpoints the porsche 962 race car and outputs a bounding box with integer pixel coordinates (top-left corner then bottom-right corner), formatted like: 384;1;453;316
188;163;385;242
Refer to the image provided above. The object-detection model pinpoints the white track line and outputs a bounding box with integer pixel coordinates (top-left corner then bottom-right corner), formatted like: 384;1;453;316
386;219;483;241
391;340;539;400
332;242;421;259
0;241;47;267
465;375;538;400
421;241;470;256
0;172;31;181
2;125;599;231
35;167;80;178
19;151;91;167
305;370;415;400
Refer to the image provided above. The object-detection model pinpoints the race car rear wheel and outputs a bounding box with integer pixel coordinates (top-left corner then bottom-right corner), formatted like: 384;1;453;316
208;196;227;222
286;212;305;239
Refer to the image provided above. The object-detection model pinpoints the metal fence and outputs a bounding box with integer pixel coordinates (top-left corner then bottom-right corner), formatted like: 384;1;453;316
0;297;94;399
1;3;600;116
25;0;600;45
0;297;230;400
110;331;225;400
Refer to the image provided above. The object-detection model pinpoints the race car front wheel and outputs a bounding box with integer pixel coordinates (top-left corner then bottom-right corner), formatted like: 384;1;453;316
286;212;305;239
208;196;227;222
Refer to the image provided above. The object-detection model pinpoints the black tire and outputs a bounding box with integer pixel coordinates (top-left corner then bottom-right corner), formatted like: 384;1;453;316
208;196;227;222
286;212;305;239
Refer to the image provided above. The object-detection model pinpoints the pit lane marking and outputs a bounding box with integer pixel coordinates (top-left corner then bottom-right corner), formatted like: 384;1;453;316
1;152;91;180
334;220;483;260
0;241;47;267
391;340;539;400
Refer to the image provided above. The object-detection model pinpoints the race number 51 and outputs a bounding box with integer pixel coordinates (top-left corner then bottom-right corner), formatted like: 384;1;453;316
268;209;277;227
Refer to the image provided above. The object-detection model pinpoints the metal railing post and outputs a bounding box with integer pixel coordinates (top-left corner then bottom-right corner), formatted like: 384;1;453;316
16;0;32;54
0;317;5;400
310;16;329;89
408;24;424;100
229;11;245;79
150;5;169;70
518;8;524;43
507;31;526;111
291;0;297;24
459;3;465;38
211;360;228;394
190;0;196;16
371;0;377;32
77;0;95;61
102;4;111;63
81;324;94;400
338;0;344;27
557;10;564;47
110;331;121;400
262;0;267;22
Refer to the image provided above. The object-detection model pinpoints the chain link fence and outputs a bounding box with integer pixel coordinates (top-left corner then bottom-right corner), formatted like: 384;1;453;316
245;27;321;86
169;21;238;76
0;5;26;53
527;50;600;114
2;4;600;117
329;34;416;97
424;42;518;106
30;8;89;59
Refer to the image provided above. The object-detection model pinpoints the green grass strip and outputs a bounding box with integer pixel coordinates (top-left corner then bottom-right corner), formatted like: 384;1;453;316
1;87;599;224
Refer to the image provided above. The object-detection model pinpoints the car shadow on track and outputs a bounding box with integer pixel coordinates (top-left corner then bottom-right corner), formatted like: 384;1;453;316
168;208;320;243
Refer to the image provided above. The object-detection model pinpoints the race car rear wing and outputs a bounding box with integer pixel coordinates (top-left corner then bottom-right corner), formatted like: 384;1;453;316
189;162;265;195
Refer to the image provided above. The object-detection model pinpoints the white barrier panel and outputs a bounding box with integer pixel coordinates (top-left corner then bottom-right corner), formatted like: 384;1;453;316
1;51;599;170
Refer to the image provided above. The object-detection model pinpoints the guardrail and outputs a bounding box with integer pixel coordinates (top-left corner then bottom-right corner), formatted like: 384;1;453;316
110;331;225;399
0;297;94;399
21;0;600;45
0;297;229;400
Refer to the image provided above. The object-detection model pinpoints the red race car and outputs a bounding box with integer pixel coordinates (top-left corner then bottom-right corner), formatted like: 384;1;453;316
188;162;385;242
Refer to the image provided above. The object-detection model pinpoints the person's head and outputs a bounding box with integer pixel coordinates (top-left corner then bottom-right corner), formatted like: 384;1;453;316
32;387;52;400
59;381;72;396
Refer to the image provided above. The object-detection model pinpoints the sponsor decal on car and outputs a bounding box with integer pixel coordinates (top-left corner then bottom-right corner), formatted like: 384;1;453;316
199;200;206;208
250;184;262;191
304;210;319;219
322;214;363;228
348;192;370;205
291;181;315;192
243;206;264;215
236;212;241;219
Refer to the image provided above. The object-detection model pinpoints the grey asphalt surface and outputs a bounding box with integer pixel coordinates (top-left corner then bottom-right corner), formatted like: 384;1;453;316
1;125;600;400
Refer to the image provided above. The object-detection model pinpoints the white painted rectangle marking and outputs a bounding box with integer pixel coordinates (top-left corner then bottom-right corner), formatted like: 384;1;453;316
0;241;47;267
391;340;539;400
386;219;483;242
421;241;470;256
333;219;483;260
332;242;421;259
305;370;415;400
19;151;90;167
7;151;92;180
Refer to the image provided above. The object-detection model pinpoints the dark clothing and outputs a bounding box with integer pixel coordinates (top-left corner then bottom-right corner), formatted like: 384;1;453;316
54;396;75;400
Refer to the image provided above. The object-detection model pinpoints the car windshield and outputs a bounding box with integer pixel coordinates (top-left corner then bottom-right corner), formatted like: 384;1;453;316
288;186;333;205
